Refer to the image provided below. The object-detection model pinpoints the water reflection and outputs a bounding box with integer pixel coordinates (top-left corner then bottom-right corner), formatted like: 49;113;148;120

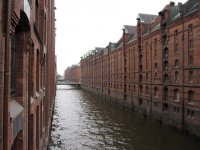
49;85;200;150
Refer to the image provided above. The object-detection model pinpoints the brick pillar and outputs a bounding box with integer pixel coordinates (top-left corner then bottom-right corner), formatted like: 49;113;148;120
0;0;4;147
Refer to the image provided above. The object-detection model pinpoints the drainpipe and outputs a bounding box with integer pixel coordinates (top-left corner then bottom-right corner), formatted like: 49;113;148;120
0;0;4;149
122;28;126;102
180;3;185;131
3;0;11;149
150;27;153;118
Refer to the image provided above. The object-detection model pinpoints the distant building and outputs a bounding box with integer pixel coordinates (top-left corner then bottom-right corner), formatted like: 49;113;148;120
81;0;200;138
0;0;56;149
64;64;81;83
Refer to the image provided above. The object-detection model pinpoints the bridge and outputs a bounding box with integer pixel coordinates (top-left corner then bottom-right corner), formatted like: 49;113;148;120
56;80;81;86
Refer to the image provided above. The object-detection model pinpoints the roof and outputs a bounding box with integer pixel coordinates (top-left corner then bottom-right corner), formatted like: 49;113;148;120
128;30;137;43
115;38;123;49
137;13;157;24
183;0;199;16
170;0;199;22
124;25;136;34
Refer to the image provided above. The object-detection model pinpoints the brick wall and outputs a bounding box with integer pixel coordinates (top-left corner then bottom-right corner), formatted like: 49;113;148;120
0;0;56;149
80;0;200;138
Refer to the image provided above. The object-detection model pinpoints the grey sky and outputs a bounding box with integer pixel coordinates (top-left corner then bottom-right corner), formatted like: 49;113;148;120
55;0;187;75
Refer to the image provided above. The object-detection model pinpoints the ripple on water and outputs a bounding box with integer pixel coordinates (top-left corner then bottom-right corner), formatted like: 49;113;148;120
49;85;200;150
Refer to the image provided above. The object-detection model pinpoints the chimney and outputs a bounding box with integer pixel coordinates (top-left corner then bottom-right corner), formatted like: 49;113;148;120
170;1;175;6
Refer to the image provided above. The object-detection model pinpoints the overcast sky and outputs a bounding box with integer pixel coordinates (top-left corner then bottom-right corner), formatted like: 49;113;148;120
55;0;187;75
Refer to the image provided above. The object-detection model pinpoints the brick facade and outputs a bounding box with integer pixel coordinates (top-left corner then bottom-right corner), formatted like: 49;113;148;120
0;0;56;149
64;65;81;83
81;0;200;138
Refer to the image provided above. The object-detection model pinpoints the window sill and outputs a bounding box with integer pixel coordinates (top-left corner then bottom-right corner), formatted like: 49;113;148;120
174;100;180;103
188;102;194;106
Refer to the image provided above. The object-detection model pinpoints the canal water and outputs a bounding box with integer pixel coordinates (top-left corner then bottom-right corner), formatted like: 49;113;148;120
49;85;200;150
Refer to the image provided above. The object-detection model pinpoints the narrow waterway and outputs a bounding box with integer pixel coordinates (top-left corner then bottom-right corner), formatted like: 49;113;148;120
49;85;200;150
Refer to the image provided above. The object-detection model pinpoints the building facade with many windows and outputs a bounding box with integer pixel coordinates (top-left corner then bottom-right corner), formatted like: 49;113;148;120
0;0;56;149
81;0;200;138
64;65;81;83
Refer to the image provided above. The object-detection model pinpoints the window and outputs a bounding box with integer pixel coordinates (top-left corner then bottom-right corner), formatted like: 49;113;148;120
164;61;168;71
146;73;149;81
154;38;157;58
154;87;158;98
139;98;143;106
163;34;167;44
146;41;148;69
188;25;193;51
189;71;193;83
164;88;168;101
175;59;179;68
188;25;192;33
189;55;193;66
175;43;179;53
146;86;149;95
188;90;194;102
189;39;193;50
175;71;179;83
174;89;180;102
164;74;168;84
139;85;142;96
139;65;142;72
155;73;158;83
164;48;168;58
174;30;178;53
155;63;158;70
11;34;17;96
174;30;178;39
139;74;142;82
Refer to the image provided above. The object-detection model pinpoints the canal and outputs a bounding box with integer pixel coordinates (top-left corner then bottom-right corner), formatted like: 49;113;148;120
49;85;200;150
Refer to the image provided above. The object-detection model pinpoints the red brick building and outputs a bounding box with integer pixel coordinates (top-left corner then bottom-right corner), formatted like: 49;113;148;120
64;64;81;83
0;0;56;149
81;0;200;138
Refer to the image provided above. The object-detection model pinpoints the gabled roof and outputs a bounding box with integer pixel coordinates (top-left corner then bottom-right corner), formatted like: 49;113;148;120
169;0;199;22
115;38;123;49
183;0;199;16
126;26;137;43
137;13;157;24
124;25;136;34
